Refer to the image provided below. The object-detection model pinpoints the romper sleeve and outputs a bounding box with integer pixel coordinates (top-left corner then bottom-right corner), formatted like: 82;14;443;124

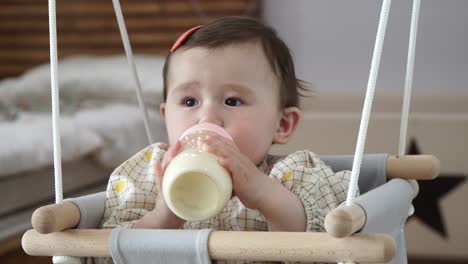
268;150;353;232
100;142;168;229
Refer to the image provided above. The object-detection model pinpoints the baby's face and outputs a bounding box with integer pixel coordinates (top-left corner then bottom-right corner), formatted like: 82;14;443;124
161;42;283;164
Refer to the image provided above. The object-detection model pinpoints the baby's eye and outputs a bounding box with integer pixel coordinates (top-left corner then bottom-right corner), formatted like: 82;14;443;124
181;97;199;107
225;97;243;107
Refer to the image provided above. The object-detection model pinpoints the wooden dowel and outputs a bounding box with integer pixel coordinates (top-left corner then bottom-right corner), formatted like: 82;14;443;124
208;231;395;262
31;201;80;234
387;154;440;180
324;204;366;238
22;229;395;263
23;229;110;257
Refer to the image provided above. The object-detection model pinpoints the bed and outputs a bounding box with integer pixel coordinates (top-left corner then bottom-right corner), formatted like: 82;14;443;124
0;55;169;253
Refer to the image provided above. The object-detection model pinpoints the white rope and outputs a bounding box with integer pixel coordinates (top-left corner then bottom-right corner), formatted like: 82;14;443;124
398;0;421;158
111;0;154;145
340;3;392;263
49;1;81;263
399;0;421;219
48;0;62;205
345;0;392;206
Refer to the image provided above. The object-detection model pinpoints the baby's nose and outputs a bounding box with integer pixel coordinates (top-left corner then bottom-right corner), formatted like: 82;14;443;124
199;108;223;127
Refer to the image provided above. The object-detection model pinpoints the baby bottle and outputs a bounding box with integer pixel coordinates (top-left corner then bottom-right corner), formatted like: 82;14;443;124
162;123;233;221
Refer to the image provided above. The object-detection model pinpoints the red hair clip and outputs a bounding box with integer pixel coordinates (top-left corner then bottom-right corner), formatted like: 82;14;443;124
170;25;204;52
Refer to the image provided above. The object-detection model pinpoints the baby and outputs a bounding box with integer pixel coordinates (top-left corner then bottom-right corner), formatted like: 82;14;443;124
99;16;351;263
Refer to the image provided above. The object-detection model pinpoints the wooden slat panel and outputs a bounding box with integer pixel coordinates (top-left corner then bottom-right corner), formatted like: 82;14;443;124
0;48;169;62
0;17;201;33
0;2;250;17
1;32;180;46
0;0;259;79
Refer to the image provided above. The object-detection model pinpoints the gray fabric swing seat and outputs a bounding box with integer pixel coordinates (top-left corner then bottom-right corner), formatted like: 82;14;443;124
64;153;413;264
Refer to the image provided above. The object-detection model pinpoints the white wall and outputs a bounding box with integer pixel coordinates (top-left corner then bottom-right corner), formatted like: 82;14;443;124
262;0;468;96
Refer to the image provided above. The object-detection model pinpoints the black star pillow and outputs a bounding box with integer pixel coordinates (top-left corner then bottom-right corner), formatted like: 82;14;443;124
407;138;466;239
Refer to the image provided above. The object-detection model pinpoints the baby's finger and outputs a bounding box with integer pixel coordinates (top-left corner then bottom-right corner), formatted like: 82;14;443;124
154;161;164;192
217;156;236;176
202;138;237;161
161;140;182;171
204;134;237;148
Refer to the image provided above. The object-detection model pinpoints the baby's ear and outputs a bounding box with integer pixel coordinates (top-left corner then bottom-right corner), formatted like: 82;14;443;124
273;107;301;144
160;103;166;121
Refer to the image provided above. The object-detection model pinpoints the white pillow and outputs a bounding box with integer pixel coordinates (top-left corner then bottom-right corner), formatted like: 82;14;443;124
0;114;102;177
0;55;166;108
75;104;168;168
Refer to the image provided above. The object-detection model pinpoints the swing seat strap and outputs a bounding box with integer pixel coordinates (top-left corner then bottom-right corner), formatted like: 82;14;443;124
109;228;213;264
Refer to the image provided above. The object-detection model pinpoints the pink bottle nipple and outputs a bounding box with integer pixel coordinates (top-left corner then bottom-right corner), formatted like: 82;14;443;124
179;123;233;141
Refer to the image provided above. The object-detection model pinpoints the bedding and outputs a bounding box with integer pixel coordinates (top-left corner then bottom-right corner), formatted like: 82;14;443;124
0;55;168;178
0;55;165;114
0;104;166;178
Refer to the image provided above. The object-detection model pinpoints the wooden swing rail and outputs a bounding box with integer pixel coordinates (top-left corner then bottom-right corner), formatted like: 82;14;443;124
23;154;439;262
22;229;395;263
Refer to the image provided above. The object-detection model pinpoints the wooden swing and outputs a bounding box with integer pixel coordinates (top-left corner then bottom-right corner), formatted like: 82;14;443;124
21;0;439;263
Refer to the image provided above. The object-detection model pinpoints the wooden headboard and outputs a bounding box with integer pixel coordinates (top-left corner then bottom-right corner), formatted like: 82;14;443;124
0;0;258;79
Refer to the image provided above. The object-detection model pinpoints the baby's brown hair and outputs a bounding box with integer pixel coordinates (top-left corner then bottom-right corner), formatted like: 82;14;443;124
162;16;307;108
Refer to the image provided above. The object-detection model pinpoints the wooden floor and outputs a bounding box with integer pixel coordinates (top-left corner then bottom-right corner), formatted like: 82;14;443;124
1;247;468;264
1;248;50;264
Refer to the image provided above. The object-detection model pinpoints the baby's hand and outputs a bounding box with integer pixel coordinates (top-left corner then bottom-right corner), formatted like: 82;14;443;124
201;135;269;210
153;141;186;228
133;142;186;229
